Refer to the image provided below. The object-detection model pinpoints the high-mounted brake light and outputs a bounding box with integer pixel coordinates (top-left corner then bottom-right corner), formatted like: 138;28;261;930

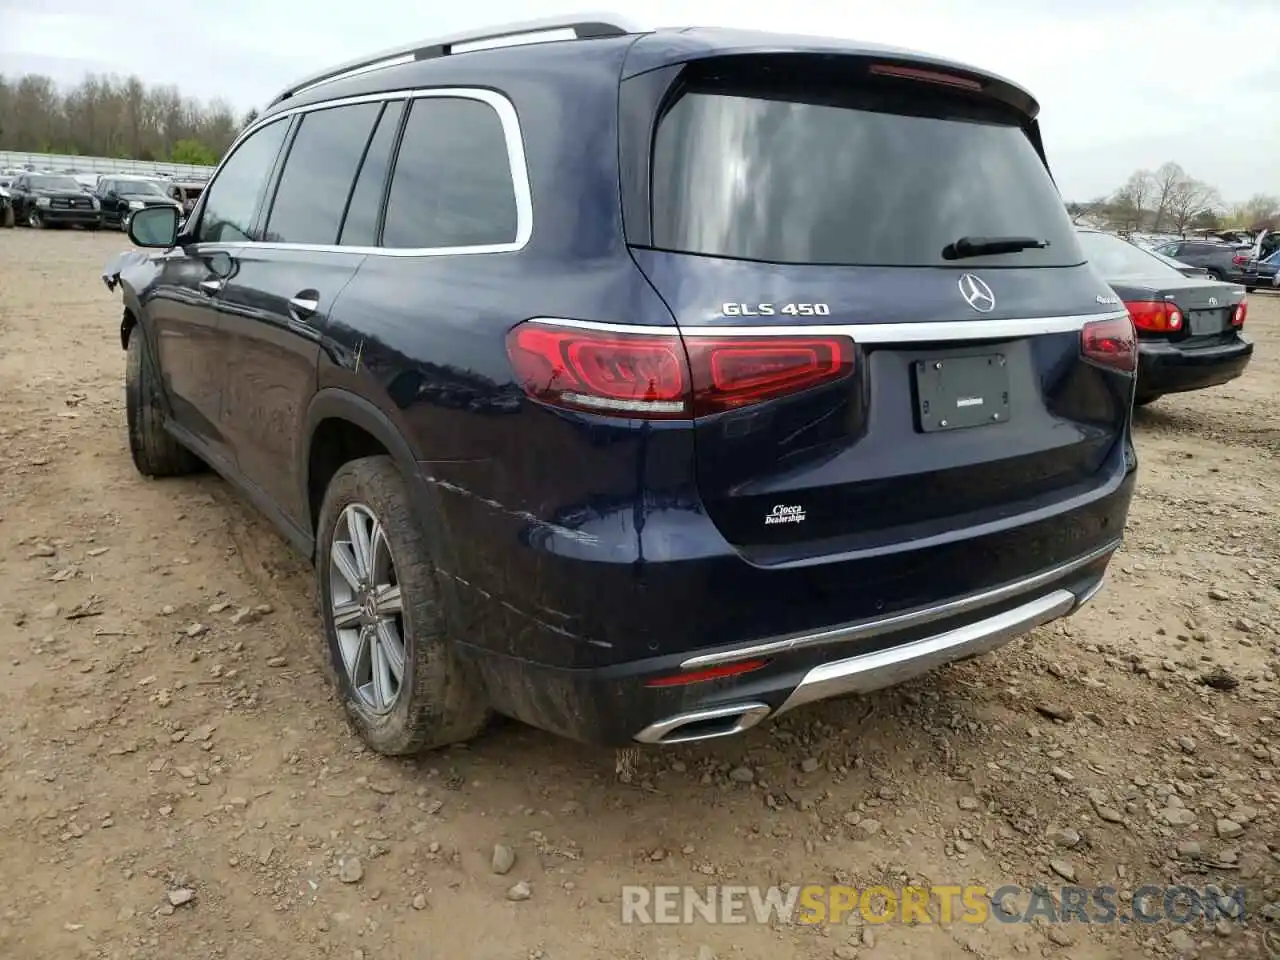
1231;300;1247;328
868;63;984;91
1081;316;1137;373
505;322;855;418
1124;300;1182;333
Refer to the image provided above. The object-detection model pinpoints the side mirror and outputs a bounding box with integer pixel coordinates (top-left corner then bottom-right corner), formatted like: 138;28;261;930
128;205;179;248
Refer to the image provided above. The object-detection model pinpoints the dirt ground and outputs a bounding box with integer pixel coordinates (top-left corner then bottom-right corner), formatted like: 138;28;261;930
0;228;1276;960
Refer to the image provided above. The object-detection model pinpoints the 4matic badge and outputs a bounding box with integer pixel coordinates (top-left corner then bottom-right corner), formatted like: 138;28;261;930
765;504;806;526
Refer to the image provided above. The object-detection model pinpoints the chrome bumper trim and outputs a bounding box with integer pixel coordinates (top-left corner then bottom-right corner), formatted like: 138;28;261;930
774;589;1076;716
680;539;1120;671
1069;576;1106;612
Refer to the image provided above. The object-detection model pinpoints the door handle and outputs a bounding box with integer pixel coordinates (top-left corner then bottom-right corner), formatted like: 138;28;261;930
199;279;224;295
289;293;320;320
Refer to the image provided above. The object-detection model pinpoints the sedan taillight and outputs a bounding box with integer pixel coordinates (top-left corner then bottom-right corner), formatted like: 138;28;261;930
1124;300;1182;333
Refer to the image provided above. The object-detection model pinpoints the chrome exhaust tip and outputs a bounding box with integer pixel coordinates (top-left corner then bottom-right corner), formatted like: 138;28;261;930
634;702;770;745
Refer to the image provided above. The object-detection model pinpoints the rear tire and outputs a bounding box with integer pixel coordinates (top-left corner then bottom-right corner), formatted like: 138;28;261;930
1;205;13;228
124;327;204;477
1206;269;1225;281
316;456;489;756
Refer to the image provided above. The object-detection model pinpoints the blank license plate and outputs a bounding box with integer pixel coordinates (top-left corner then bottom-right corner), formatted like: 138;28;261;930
1187;309;1226;336
915;354;1011;433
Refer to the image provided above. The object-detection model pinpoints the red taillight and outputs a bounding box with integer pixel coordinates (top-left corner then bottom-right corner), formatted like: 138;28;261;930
868;63;984;91
505;324;688;417
1081;316;1137;373
688;336;853;414
1124;300;1182;333
1232;255;1248;266
1231;300;1247;328
505;322;855;418
644;659;770;688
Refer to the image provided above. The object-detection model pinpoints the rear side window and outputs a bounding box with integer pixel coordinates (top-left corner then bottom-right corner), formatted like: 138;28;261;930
650;62;1083;268
382;97;518;249
265;102;382;245
197;118;289;244
340;100;405;247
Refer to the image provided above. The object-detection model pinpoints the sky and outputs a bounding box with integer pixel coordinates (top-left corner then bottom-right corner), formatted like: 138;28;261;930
2;0;1277;203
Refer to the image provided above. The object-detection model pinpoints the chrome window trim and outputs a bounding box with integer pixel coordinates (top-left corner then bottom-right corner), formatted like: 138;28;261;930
193;87;532;257
525;311;1129;344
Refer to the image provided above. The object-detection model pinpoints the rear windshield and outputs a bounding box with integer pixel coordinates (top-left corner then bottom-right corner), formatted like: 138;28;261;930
1077;230;1183;280
650;63;1083;268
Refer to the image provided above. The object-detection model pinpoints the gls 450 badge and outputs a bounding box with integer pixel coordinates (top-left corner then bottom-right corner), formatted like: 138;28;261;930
765;504;806;526
723;303;831;317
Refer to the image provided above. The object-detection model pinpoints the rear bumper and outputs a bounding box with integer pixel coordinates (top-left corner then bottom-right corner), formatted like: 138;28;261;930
455;500;1128;746
1137;336;1253;395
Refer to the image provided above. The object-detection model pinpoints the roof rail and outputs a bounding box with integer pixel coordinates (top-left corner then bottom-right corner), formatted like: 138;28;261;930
268;14;649;108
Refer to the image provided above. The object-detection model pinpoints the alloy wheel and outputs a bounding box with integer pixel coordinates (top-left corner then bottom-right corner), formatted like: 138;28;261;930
328;503;406;714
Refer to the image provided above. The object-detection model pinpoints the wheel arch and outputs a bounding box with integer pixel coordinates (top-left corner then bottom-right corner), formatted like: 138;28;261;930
301;389;431;538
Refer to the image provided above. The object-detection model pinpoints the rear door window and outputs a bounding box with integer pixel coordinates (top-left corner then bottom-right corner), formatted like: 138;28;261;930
381;96;519;250
265;101;382;245
339;100;405;247
649;61;1083;268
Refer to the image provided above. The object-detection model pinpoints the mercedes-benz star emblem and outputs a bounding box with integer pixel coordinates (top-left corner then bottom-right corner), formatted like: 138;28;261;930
958;273;996;313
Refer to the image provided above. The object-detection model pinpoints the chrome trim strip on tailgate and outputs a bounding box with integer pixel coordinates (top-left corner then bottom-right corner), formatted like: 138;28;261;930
679;539;1120;670
773;589;1076;715
529;311;1128;344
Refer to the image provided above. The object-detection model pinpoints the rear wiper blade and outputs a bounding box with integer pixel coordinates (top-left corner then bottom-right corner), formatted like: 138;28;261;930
942;235;1050;260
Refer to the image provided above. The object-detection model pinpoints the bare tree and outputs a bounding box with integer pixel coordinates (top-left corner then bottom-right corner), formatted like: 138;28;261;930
1150;162;1186;232
1110;169;1154;228
1167;176;1221;234
1241;193;1280;230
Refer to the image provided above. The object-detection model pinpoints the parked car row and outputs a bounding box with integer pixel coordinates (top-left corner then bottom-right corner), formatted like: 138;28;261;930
0;171;185;230
1148;237;1277;291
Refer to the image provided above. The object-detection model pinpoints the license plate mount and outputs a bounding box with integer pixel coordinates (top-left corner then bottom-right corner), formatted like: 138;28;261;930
1187;309;1226;336
915;353;1011;433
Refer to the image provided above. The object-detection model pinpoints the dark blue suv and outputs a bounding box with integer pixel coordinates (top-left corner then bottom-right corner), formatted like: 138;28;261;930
104;17;1138;755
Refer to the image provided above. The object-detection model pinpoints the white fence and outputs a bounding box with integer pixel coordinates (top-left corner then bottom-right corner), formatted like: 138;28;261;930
0;151;214;180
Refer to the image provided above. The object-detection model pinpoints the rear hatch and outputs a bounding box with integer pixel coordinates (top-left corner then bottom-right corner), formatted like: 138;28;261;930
624;54;1133;559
